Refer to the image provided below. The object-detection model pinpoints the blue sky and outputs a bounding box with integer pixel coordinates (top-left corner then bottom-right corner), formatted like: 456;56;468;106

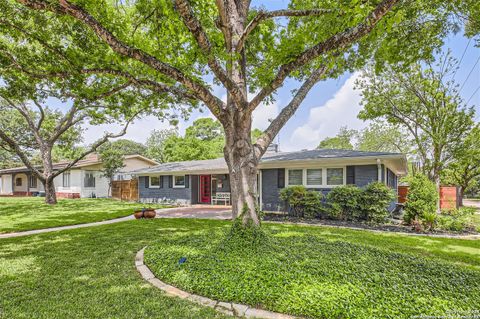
81;1;480;151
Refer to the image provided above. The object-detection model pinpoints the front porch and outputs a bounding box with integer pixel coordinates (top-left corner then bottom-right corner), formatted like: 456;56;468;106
190;174;231;205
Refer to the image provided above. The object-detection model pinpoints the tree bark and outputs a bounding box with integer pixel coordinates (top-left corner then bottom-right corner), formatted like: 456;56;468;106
459;186;464;207
224;112;260;226
43;177;57;205
41;146;57;205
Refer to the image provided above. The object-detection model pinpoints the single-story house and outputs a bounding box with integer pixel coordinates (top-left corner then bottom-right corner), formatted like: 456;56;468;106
0;153;158;198
132;148;408;211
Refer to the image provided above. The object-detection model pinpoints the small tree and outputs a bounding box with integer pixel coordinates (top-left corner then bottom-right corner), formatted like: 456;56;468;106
99;147;125;197
357;54;475;210
442;125;480;205
403;174;438;225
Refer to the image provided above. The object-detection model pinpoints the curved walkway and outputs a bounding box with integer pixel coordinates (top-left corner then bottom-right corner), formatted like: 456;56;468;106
0;206;231;239
135;247;297;319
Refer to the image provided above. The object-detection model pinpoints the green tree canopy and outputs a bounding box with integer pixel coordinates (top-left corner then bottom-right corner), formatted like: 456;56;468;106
185;118;224;141
357;54;475;187
356;121;413;154
2;0;476;221
145;129;178;163
317;126;356;150
442;125;480;203
99;139;147;156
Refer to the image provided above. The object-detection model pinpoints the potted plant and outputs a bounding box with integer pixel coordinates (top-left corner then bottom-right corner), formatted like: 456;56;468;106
134;208;156;219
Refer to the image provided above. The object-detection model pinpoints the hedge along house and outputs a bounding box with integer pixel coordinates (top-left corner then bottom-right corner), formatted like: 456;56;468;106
0;153;158;198
133;149;408;211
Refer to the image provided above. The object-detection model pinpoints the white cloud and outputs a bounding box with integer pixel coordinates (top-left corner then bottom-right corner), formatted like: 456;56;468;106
252;100;279;130
287;73;368;151
82;115;172;145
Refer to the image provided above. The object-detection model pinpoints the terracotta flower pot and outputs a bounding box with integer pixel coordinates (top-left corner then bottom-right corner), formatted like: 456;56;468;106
143;209;156;219
134;210;144;219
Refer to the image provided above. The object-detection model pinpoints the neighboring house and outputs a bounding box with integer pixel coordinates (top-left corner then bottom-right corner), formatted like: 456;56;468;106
0;153;158;198
132;148;408;211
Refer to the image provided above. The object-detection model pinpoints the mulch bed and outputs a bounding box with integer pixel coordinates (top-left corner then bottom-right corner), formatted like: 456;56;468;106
263;214;479;236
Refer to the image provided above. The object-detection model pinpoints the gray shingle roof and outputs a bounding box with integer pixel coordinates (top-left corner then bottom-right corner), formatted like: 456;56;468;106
132;149;404;174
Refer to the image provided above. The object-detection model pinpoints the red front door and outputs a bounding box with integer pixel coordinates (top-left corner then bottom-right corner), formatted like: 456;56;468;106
199;175;211;203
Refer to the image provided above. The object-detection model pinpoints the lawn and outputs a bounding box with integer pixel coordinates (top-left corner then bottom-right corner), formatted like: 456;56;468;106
145;222;480;319
0;197;157;233
1;218;479;319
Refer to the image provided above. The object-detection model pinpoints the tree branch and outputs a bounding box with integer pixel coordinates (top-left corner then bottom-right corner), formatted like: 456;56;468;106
32;99;46;131
173;0;247;107
249;0;399;112
0;128;42;177
50;113;137;179
236;8;336;52
254;66;328;157
16;0;226;117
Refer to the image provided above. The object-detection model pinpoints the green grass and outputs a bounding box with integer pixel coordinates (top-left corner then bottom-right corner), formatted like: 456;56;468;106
0;219;230;319
2;218;480;319
0;197;159;233
145;222;480;319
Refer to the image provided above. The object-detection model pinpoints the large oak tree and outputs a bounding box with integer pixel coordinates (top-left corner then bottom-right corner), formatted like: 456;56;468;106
1;0;474;225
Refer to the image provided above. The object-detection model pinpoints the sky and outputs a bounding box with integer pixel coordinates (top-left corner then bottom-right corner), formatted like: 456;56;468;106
78;0;480;152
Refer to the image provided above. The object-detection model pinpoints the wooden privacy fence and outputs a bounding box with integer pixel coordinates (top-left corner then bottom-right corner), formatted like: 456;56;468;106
111;179;138;201
397;186;460;210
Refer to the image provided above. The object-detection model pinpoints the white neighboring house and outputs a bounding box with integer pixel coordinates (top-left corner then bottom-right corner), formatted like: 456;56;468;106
0;153;158;198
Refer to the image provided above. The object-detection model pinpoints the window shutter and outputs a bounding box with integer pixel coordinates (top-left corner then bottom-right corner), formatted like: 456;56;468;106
144;176;149;188
346;166;355;185
277;169;285;188
185;175;189;188
160;176;164;188
168;176;173;188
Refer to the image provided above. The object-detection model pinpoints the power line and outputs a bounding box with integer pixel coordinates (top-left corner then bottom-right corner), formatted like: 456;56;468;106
459;55;480;93
466;85;480;105
452;38;471;81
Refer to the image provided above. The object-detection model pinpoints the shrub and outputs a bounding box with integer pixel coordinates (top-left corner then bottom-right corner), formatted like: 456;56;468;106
279;186;323;218
437;207;476;232
359;182;395;223
326;185;362;220
403;174;438;225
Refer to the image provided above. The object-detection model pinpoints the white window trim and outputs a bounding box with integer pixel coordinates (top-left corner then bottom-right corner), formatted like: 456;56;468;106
149;176;161;188
173;175;186;188
63;172;71;188
286;167;346;188
84;172;96;189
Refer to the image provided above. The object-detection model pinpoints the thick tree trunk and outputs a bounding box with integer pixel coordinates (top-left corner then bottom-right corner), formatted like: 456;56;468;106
459;186;465;207
433;170;441;213
43;177;57;205
40;146;57;205
224;113;260;226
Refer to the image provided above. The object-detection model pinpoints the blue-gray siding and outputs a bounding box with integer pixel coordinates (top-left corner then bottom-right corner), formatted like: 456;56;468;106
260;165;391;212
138;164;399;210
139;175;192;204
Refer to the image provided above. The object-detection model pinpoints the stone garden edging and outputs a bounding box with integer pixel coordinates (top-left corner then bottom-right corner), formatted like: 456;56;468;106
135;247;298;319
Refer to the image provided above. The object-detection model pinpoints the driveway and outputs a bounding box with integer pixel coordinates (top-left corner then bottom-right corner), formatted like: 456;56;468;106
464;199;480;211
155;206;232;220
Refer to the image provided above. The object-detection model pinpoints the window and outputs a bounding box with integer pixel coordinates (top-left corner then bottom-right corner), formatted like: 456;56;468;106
306;169;322;186
15;177;22;187
286;167;345;188
173;175;186;188
149;176;160;188
327;168;344;186
84;172;95;188
287;169;303;185
63;172;71;188
29;175;37;188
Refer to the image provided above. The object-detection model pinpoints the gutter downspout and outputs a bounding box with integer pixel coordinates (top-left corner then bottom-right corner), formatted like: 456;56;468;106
377;159;382;182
